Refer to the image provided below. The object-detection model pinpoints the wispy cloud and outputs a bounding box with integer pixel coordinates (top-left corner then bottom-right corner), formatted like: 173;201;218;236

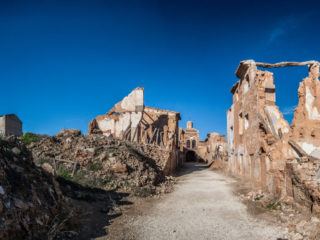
268;26;286;44
267;15;309;44
282;105;296;115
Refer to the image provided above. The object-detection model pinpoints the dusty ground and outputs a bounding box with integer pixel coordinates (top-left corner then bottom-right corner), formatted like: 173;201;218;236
100;163;287;240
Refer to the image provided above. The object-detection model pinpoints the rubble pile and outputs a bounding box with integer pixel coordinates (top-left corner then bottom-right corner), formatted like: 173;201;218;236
286;157;320;216
239;190;320;239
0;136;72;240
27;129;174;196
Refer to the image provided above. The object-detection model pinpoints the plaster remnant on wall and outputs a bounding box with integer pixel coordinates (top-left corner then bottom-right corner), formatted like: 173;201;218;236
305;87;320;120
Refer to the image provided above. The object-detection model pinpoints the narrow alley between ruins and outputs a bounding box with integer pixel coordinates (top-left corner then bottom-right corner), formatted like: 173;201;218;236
103;163;287;240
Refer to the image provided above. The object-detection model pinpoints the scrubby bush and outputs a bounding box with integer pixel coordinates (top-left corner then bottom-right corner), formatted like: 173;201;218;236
20;132;40;145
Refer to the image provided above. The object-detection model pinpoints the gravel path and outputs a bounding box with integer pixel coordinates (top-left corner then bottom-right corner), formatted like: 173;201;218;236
104;163;287;240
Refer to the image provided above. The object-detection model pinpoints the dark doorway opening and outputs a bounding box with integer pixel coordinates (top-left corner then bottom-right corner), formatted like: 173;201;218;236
186;151;196;162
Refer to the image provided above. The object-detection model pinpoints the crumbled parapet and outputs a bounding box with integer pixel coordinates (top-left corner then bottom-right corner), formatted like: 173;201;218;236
0;136;74;240
27;129;175;196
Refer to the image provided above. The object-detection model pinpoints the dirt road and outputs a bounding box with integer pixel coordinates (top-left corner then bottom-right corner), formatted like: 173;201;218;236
103;163;287;240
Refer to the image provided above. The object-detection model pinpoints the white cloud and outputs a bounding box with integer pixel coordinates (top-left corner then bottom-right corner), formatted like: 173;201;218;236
282;105;296;115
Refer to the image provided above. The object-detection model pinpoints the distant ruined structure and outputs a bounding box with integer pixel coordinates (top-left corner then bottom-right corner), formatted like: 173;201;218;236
227;60;320;215
179;121;227;163
0;114;23;136
89;87;183;174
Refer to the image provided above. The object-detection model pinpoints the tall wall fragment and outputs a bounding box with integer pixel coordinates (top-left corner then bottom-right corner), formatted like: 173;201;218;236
227;60;320;215
291;62;320;158
89;87;144;140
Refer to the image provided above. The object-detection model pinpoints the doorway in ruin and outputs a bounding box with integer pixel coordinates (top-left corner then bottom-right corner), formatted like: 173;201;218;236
186;151;196;162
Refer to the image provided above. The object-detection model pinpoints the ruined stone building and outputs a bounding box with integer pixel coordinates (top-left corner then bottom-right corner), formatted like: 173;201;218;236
227;60;320;215
89;87;182;174
178;121;226;163
0;114;23;136
183;121;199;148
179;121;200;161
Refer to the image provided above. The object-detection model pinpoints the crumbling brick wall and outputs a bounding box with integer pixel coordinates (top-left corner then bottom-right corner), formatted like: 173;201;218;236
227;60;291;194
227;60;320;214
88;87;182;174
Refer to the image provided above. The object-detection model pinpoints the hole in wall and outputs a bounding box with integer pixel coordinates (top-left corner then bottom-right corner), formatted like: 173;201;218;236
262;66;308;125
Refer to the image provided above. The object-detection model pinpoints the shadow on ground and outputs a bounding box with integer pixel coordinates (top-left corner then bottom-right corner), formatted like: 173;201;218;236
57;177;133;240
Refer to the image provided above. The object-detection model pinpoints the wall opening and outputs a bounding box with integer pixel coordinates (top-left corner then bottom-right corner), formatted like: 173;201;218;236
192;140;196;149
239;112;243;135
186;151;196;162
186;140;190;148
245;114;249;130
266;67;308;125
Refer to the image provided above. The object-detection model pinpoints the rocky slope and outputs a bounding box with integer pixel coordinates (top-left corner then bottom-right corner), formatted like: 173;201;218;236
27;129;174;197
0;136;74;240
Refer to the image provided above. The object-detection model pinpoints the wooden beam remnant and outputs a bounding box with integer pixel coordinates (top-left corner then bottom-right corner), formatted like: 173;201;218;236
149;127;157;144
255;61;319;69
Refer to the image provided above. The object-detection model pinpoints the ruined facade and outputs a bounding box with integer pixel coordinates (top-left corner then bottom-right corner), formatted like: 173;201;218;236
89;87;182;174
227;60;320;215
183;121;199;150
0;114;23;136
179;121;200;162
178;121;226;163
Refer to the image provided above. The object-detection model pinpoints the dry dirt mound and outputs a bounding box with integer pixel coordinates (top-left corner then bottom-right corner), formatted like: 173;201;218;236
27;129;174;197
0;136;74;240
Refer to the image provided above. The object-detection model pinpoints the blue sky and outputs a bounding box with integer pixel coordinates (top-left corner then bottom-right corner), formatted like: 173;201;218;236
0;0;319;139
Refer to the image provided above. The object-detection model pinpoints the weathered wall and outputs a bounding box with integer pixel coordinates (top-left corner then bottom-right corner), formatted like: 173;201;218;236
227;60;320;216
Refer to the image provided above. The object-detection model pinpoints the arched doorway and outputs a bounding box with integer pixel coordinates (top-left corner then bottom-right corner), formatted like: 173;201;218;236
186;151;196;162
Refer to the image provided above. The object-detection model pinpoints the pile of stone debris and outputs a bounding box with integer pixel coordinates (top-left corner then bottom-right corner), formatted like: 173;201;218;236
239;190;320;240
0;136;76;240
27;129;175;197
